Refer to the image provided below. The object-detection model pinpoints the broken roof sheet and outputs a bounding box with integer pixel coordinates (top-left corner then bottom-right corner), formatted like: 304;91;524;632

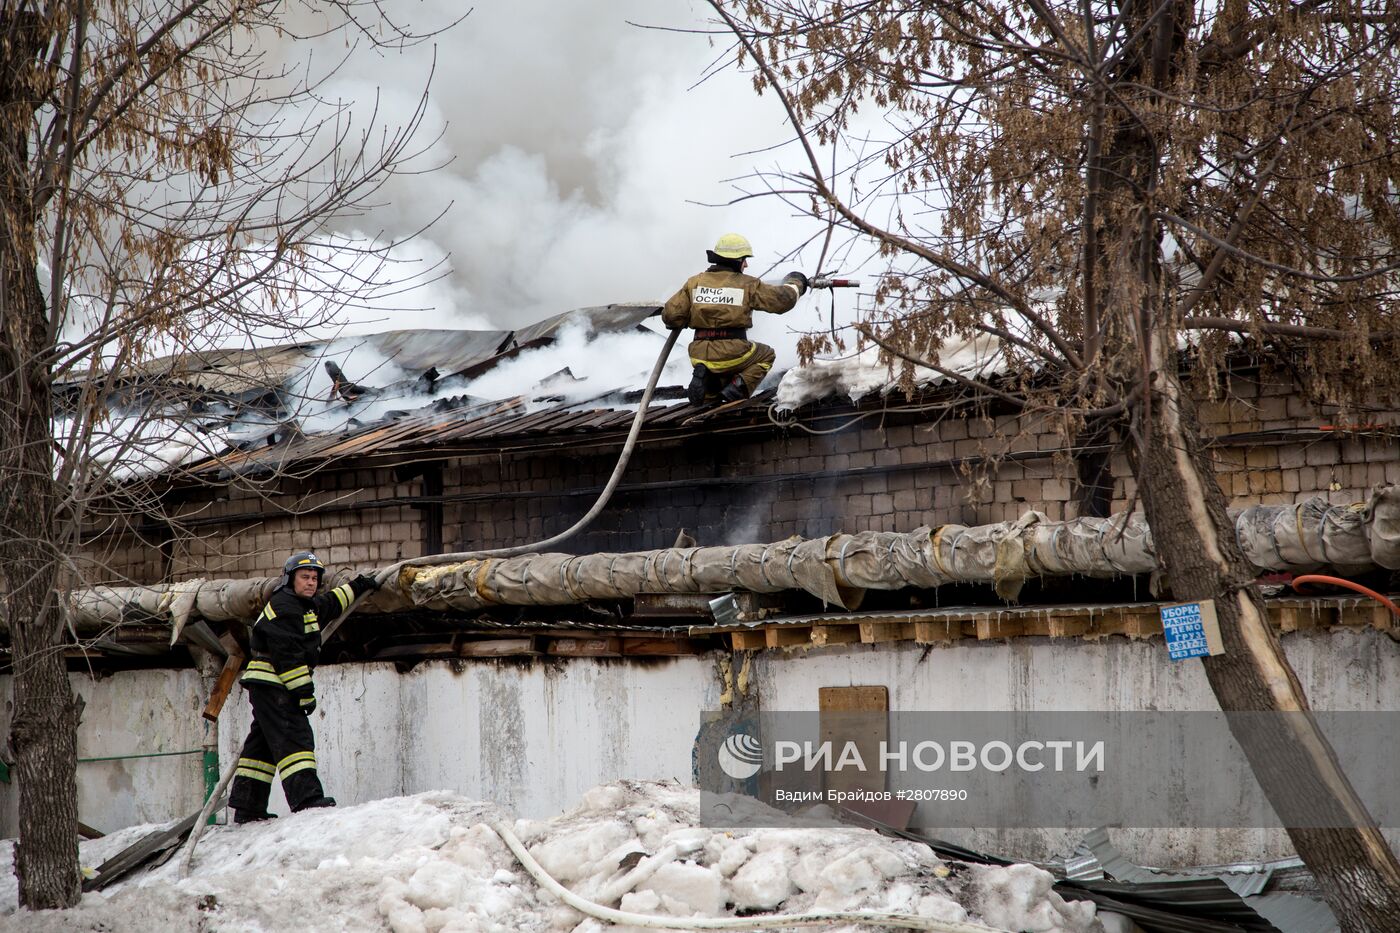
70;294;1039;484
60;329;513;397
69;303;693;480
508;302;659;349
171;384;770;479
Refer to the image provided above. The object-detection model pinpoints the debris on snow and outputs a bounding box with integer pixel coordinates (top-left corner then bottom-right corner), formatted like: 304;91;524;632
0;781;1101;933
773;334;1005;411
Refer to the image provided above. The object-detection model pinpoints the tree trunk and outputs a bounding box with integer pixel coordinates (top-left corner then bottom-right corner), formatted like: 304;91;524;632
0;10;83;910
1096;0;1400;923
1134;355;1400;931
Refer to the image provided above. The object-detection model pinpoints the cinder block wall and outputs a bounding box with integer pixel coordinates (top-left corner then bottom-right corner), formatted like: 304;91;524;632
92;465;426;586
88;366;1399;587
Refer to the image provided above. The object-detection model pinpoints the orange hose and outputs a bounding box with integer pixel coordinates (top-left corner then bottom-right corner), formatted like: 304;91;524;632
1291;574;1400;618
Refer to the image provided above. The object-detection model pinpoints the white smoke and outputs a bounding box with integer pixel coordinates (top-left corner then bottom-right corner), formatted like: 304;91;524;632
267;0;863;354
459;318;694;409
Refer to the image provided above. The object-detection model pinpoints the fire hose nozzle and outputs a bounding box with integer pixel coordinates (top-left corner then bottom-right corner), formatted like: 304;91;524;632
810;277;860;289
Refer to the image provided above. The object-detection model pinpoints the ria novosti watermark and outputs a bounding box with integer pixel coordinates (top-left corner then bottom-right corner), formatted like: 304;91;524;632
771;737;1104;774
695;711;1400;829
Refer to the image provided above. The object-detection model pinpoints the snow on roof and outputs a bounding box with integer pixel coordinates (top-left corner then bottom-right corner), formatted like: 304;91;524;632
57;304;683;481
0;781;1099;932
775;334;1007;411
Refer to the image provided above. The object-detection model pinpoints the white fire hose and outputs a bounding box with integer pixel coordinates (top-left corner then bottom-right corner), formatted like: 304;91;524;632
488;818;1007;933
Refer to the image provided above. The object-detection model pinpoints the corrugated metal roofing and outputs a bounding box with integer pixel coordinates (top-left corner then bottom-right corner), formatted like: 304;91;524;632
177;380;773;479
1244;894;1338;933
1073;827;1336;933
851;815;1322;933
509;303;660;348
61;329;514;398
155;300;782;480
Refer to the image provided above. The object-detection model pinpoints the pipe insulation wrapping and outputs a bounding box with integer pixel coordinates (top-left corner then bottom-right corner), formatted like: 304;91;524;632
55;487;1400;634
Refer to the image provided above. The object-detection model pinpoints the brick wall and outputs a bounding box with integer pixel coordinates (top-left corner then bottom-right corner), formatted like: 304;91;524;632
88;365;1399;587
93;464;426;586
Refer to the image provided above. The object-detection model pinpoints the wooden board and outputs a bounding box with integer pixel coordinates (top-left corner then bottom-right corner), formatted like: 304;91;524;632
766;627;812;648
546;637;623;657
913;620;963;644
974;615;1025;640
1276;606;1312;633
811;625;862;647
621;637;707;656
859;622;915;644
711;598;1400;656
1338;602;1394;632
818;685;889;713
84;797;226;891
731;630;767;651
202;634;246;722
818;686;888;797
458;638;543;658
1046;614;1092;638
376;644;461;660
1121;609;1163;639
680;396;751;426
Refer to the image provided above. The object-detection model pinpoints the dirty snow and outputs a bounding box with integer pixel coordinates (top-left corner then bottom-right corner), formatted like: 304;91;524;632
0;781;1100;933
774;334;1006;411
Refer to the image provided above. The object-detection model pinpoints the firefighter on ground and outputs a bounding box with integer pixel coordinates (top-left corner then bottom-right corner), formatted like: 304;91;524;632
662;233;809;406
228;552;379;823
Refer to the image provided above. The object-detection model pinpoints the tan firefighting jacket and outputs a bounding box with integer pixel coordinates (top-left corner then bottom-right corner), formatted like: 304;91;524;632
661;267;800;331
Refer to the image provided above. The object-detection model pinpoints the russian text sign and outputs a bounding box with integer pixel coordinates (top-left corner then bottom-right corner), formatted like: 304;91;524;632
1160;599;1225;660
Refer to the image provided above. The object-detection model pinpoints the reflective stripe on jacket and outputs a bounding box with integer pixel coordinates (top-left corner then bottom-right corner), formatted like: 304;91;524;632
240;582;356;701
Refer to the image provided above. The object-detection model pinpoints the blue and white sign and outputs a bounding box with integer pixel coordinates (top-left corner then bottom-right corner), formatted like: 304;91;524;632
1160;600;1225;661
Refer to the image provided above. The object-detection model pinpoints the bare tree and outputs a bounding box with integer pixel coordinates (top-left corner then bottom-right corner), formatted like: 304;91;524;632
703;0;1400;926
0;0;447;909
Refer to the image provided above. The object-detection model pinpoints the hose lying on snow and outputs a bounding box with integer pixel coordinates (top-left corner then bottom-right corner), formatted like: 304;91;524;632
487;818;1003;933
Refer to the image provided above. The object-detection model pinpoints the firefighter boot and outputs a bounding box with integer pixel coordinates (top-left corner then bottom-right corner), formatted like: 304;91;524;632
687;364;710;407
233;810;278;824
720;375;749;404
295;796;337;811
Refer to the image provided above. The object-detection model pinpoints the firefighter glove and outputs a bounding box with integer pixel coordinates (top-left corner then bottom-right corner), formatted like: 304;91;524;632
782;271;810;295
351;573;380;595
300;695;317;716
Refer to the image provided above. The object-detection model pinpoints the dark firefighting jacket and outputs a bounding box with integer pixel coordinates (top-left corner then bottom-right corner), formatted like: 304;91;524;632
239;579;362;711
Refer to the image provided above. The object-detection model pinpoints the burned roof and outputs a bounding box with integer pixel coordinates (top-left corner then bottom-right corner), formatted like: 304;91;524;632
69;303;714;481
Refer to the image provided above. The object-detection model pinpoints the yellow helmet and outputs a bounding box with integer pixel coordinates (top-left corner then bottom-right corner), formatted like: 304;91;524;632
711;233;753;260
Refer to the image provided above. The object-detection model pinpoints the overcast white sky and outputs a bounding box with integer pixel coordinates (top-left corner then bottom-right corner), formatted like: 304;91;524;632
276;0;869;356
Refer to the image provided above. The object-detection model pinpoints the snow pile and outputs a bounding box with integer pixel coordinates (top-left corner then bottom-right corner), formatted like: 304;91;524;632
774;333;1006;411
0;781;1100;933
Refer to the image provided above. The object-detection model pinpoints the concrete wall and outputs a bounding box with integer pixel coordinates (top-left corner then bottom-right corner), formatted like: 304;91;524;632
0;670;213;836
752;628;1400;864
0;656;719;839
4;630;1398;865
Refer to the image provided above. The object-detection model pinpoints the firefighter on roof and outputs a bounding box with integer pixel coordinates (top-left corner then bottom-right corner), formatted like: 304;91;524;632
663;233;809;406
228;551;378;823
